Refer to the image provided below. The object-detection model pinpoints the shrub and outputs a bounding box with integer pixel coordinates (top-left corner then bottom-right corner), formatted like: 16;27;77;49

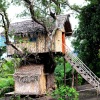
51;85;79;100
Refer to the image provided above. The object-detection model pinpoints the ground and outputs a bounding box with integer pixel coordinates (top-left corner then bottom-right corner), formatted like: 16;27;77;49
77;84;100;100
0;84;100;100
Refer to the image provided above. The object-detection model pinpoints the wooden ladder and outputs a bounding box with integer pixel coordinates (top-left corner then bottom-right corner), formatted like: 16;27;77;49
64;44;100;92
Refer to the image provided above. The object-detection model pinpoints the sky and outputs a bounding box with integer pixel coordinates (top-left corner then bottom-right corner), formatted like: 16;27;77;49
0;35;6;46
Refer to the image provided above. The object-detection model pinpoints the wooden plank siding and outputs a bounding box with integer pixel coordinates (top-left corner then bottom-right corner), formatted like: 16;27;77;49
7;30;64;55
54;30;62;52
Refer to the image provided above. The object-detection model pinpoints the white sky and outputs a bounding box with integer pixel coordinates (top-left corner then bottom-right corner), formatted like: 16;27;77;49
69;0;86;5
65;0;87;50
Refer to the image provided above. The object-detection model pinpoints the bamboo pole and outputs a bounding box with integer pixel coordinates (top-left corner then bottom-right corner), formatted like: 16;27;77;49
64;57;66;86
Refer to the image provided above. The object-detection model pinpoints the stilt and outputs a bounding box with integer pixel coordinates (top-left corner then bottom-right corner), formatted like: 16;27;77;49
64;57;66;86
71;68;74;87
75;72;78;89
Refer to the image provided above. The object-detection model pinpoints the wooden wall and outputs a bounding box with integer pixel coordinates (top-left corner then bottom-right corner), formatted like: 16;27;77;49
7;29;65;55
14;64;46;95
54;29;62;52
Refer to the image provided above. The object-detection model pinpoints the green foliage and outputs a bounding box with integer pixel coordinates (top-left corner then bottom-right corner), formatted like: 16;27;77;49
0;77;14;95
0;59;15;77
0;78;13;88
11;0;78;23
54;57;72;85
0;0;11;18
51;85;79;100
0;0;10;10
86;0;100;4
77;75;82;85
0;46;6;58
0;58;19;96
72;2;100;76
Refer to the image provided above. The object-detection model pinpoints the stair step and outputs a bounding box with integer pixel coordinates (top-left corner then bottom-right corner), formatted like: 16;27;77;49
76;66;80;68
65;50;100;92
79;70;85;74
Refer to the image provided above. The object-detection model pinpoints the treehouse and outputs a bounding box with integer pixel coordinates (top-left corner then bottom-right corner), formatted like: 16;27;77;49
7;15;72;95
7;15;72;56
14;64;46;95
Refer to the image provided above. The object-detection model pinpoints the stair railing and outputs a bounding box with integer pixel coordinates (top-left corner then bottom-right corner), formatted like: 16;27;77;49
63;43;100;89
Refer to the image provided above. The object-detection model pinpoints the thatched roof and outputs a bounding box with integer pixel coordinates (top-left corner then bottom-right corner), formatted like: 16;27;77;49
9;15;71;35
9;20;44;34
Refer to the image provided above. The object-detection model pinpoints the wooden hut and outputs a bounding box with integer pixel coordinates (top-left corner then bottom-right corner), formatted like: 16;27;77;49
7;15;72;95
14;64;46;95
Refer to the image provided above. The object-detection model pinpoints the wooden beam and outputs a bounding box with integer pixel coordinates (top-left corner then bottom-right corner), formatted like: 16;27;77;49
64;57;66;85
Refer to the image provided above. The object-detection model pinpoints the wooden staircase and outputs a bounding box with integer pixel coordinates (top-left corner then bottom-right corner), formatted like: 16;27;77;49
64;45;100;92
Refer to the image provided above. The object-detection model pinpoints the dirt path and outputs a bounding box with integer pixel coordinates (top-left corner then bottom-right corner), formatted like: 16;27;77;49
85;97;100;100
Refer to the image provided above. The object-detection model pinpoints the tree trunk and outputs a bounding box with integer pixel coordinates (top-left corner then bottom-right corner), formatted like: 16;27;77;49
46;73;56;92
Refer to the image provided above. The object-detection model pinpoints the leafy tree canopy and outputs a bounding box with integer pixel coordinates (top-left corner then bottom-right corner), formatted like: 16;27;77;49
0;47;6;58
72;0;100;76
86;0;100;4
0;0;11;43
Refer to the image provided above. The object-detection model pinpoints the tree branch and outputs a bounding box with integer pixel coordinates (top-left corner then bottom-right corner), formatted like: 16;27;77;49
0;12;10;44
51;0;80;13
3;9;10;29
64;1;81;13
3;9;10;44
23;0;49;33
51;0;60;7
10;43;23;54
0;12;23;54
23;0;31;4
0;13;6;30
33;5;49;16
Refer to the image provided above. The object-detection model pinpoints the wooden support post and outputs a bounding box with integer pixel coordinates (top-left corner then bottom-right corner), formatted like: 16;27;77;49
64;57;66;86
71;68;74;87
97;90;99;100
47;73;56;92
13;95;17;100
5;92;14;100
25;96;30;100
75;72;78;89
5;96;10;100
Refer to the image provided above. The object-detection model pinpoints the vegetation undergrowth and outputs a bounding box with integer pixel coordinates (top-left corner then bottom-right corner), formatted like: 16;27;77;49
52;56;79;100
0;58;20;96
51;85;79;100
